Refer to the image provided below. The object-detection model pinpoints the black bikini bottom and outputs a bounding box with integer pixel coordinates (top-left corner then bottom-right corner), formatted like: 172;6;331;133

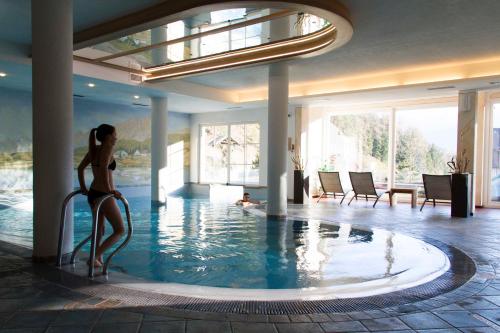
87;188;110;206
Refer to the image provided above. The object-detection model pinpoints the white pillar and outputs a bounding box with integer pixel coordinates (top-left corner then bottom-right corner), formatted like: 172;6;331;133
32;0;73;259
267;62;289;216
151;97;168;204
267;11;289;217
151;27;168;66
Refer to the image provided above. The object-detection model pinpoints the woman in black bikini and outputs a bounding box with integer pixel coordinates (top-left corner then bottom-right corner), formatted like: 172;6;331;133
77;124;124;267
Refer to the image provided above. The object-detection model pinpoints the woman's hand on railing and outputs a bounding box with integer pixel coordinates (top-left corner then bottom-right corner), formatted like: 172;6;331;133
111;190;122;200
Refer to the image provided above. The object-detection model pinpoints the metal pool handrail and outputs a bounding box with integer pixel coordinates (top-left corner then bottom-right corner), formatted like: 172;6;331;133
56;190;133;278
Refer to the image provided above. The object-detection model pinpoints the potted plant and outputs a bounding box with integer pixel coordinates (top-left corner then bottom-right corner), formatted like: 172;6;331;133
290;151;306;204
447;149;472;217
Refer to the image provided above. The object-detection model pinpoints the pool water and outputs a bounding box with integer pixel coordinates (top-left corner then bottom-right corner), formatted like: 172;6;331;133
0;188;449;290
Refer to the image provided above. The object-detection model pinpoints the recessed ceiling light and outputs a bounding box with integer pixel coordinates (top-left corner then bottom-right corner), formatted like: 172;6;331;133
0;72;6;77
427;85;455;91
87;83;95;88
133;95;140;99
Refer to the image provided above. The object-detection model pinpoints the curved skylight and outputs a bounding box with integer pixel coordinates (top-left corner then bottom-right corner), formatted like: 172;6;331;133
74;6;351;81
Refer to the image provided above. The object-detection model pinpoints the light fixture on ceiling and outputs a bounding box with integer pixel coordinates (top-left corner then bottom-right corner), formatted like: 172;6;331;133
0;72;6;77
427;85;456;91
87;83;95;88
133;95;140;99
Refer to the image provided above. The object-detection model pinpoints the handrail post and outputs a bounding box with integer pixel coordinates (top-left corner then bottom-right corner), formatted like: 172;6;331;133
56;190;82;267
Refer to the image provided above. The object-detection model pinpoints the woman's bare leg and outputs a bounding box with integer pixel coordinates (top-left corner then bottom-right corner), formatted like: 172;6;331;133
95;199;125;262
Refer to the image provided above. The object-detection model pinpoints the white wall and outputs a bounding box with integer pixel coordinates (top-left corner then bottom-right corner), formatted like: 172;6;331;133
190;108;269;186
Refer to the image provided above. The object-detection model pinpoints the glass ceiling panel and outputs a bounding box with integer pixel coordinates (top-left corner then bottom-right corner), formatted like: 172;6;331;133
96;13;330;69
80;8;271;61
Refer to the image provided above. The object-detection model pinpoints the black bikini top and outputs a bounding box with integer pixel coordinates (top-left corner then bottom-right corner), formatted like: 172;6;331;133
92;159;116;171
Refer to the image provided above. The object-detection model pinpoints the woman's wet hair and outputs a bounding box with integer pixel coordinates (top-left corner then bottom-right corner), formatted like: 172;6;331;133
89;124;115;158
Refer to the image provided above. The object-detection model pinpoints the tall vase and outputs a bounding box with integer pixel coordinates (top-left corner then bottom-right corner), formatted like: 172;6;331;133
293;170;304;204
451;173;471;218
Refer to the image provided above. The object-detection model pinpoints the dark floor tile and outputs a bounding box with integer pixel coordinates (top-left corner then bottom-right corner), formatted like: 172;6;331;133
53;309;102;326
186;320;231;333
46;325;92;333
268;315;289;323
328;313;352;322
288;314;311;322
91;323;140;333
457;297;498;310
417;327;462;333
349;312;372;320
231;322;277;333
399;312;452;329
458;327;499;333
143;314;183;323
308;313;330;322
361;318;411;331
98;309;143;324
482;296;500;306
477;287;500;296
3;311;60;328
433;311;487;328
472;309;500;325
0;329;46;333
139;321;185;333
320;320;368;332
275;323;323;333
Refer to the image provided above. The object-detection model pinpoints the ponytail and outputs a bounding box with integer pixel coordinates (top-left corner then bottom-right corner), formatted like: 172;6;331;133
89;128;97;159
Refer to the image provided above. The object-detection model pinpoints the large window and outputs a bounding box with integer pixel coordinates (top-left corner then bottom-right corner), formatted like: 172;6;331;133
323;105;457;191
395;107;457;185
200;123;260;185
490;103;500;202
328;112;389;187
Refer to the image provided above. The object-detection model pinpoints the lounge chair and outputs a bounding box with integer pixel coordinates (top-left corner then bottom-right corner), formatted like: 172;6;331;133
317;171;351;204
348;172;387;208
420;174;452;211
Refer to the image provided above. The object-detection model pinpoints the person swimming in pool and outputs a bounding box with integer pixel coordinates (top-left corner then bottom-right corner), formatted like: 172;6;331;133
236;192;261;207
77;124;124;268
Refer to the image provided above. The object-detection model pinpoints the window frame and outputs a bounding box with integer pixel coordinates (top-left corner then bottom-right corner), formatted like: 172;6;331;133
198;121;261;186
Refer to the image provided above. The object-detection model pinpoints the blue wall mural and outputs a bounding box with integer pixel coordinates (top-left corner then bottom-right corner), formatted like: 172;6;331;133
0;87;191;193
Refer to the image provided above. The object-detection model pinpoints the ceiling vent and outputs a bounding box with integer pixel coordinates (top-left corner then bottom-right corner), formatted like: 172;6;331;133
489;81;500;85
427;85;456;91
226;106;242;110
73;94;85;98
132;102;149;107
130;73;143;82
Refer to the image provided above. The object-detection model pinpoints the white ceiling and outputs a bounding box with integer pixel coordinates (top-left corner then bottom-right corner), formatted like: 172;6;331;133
1;0;500;111
183;0;500;89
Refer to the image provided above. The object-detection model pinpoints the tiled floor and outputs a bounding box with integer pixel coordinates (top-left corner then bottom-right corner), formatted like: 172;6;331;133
0;200;499;333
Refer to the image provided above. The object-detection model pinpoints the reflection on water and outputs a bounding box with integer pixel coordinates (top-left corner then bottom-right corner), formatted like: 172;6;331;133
0;187;446;289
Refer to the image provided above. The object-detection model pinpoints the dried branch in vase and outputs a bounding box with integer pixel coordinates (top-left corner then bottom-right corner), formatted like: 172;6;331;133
447;149;470;174
290;151;306;171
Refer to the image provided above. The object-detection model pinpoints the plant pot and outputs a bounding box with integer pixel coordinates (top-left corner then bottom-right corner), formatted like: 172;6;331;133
293;170;304;204
451;173;472;218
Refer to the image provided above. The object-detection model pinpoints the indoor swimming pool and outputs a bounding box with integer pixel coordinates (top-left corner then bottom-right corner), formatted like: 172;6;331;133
0;187;450;296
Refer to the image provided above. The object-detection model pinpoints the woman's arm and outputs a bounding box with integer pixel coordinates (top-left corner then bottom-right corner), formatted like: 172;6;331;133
77;152;91;193
99;144;114;192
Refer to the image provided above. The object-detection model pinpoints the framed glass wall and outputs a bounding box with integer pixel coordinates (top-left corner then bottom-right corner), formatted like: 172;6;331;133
328;111;389;188
323;104;458;192
199;123;260;185
395;107;457;186
487;102;500;205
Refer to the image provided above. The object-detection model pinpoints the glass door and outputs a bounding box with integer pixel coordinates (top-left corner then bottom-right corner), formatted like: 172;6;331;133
487;103;500;206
